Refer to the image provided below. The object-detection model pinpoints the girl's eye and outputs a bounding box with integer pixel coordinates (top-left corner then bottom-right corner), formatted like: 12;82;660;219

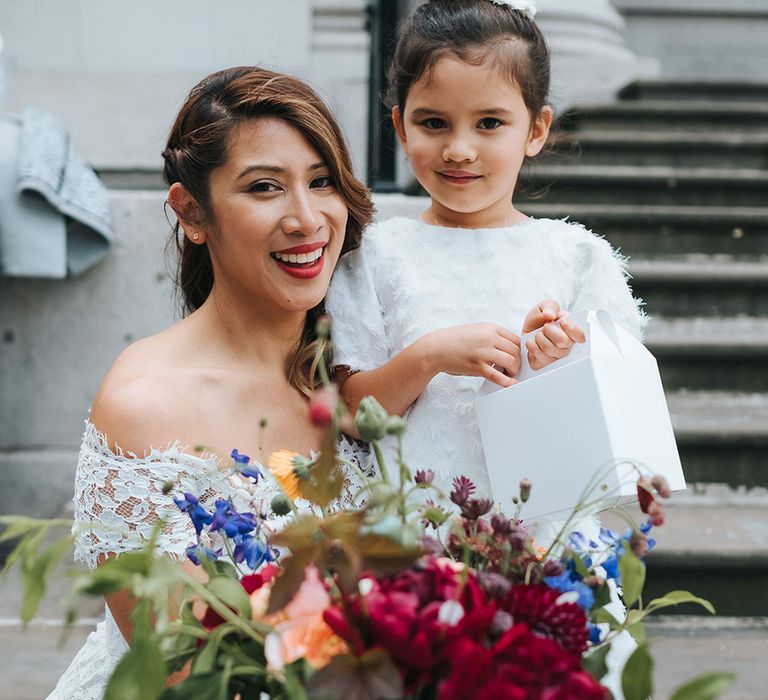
248;181;280;193
311;175;335;189
478;117;503;130
421;117;447;130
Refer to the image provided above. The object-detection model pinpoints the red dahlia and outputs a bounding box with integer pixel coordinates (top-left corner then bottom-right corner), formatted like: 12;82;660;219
503;583;589;654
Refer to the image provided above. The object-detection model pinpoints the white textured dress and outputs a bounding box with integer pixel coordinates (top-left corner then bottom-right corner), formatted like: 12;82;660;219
326;216;647;698
47;421;374;700
326;216;648;498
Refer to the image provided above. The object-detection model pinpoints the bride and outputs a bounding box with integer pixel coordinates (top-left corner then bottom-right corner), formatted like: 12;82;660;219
47;65;375;699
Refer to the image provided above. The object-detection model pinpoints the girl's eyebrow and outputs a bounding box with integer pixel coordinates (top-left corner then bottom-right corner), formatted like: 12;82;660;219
411;108;446;118
237;162;326;179
473;108;513;116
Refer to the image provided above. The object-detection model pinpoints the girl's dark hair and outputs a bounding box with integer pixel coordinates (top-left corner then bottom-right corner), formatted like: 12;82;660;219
386;0;551;119
162;66;374;396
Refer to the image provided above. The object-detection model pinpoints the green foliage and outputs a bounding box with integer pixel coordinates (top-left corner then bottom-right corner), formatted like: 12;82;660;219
104;600;167;700
621;643;654;700
646;590;715;615
668;672;736;700
582;643;611;682
0;516;74;624
618;548;646;607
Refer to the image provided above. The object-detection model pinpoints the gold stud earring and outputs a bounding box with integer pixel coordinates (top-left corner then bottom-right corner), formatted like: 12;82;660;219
192;232;200;241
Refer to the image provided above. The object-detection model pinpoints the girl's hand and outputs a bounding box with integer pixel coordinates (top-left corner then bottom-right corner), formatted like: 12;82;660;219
421;323;521;387
522;300;586;371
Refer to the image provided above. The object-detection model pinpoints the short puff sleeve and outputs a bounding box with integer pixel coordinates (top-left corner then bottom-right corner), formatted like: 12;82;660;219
570;233;649;340
326;232;391;372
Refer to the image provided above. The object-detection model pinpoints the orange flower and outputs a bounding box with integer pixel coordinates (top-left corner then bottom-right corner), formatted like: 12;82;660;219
263;565;347;671
267;449;303;500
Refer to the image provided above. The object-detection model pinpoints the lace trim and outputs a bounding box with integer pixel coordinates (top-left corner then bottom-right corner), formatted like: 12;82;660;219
72;421;377;570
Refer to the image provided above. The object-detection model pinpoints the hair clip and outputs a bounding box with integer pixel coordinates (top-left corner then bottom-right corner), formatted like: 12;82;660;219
488;0;537;19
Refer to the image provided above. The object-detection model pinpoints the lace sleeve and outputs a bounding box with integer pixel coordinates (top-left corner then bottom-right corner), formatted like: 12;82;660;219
72;422;379;569
325;231;392;372
71;421;248;569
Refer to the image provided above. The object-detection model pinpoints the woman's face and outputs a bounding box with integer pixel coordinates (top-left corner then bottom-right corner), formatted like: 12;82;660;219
204;117;349;316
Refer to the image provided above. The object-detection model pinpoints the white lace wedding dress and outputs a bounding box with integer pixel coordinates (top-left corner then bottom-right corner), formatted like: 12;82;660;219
46;421;375;700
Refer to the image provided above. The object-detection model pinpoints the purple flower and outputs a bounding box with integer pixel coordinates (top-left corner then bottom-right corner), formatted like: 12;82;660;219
173;492;213;535
449;476;476;506
185;543;221;566
414;469;435;485
210;499;257;538
233;534;276;570
231;449;261;483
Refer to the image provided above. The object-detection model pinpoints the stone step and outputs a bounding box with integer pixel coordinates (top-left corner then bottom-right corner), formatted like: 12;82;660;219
553;130;768;169
517;203;768;258
619;80;768;103
669;391;768;489
629;258;768;317
602;501;768;617
646;317;768;392
518;164;768;208
562;100;768;132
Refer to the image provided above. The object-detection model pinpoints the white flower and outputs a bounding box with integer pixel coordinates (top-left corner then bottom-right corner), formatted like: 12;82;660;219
555;591;581;606
489;0;538;19
438;599;466;626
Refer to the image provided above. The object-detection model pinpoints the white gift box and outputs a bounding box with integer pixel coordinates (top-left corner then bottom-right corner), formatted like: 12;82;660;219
475;310;686;521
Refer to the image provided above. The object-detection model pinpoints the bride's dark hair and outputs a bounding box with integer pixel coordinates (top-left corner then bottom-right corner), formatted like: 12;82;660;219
162;66;374;396
386;0;551;120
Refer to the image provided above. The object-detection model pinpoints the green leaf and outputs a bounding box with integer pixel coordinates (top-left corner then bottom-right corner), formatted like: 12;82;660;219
307;650;402;699
18;534;74;623
593;608;622;629
625;609;646;645
646;590;715;615
592;581;611;609
214;559;239;579
621;642;653;700
267;553;310;615
582;643;611;682
158;673;225;700
104;606;167;700
299;431;343;508
206;575;251;620
668;672;736;700
619;549;646;607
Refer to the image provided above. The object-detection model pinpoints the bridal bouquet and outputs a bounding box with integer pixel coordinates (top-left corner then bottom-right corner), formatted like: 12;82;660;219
2;321;734;700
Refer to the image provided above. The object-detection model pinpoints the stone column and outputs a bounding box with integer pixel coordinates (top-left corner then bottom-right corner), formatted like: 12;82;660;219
537;0;656;111
309;0;371;178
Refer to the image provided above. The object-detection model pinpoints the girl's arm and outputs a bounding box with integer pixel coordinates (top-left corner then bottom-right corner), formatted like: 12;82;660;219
340;322;522;417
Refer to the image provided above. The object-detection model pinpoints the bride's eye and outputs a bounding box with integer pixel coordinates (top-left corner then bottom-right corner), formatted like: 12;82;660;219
310;175;336;189
477;117;503;130
248;181;280;193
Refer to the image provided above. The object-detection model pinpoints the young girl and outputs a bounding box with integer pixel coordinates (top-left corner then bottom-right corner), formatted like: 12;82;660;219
326;0;647;498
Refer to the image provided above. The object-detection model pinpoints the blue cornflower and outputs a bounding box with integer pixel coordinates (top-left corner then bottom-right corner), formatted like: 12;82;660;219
231;448;249;464
544;571;595;611
185;543;221;566
233;534;277;570
588;623;603;644
210;499;257;538
569;531;598;551
231;448;262;483
173;492;213;535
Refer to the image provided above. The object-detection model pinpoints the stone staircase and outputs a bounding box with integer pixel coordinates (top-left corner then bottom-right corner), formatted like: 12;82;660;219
518;80;768;617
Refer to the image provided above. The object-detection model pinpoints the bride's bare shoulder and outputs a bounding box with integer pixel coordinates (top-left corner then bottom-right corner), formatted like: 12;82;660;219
90;326;194;454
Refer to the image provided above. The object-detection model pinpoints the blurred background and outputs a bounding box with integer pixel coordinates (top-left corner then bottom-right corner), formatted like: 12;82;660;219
1;1;767;696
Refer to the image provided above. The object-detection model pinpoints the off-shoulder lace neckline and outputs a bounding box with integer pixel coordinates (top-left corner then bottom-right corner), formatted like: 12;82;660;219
83;419;231;469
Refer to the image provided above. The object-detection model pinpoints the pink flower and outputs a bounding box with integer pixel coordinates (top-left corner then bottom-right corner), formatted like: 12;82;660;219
264;565;347;670
309;385;338;428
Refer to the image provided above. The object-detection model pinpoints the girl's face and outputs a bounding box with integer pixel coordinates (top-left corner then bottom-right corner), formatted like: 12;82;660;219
201;118;349;316
393;54;551;229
